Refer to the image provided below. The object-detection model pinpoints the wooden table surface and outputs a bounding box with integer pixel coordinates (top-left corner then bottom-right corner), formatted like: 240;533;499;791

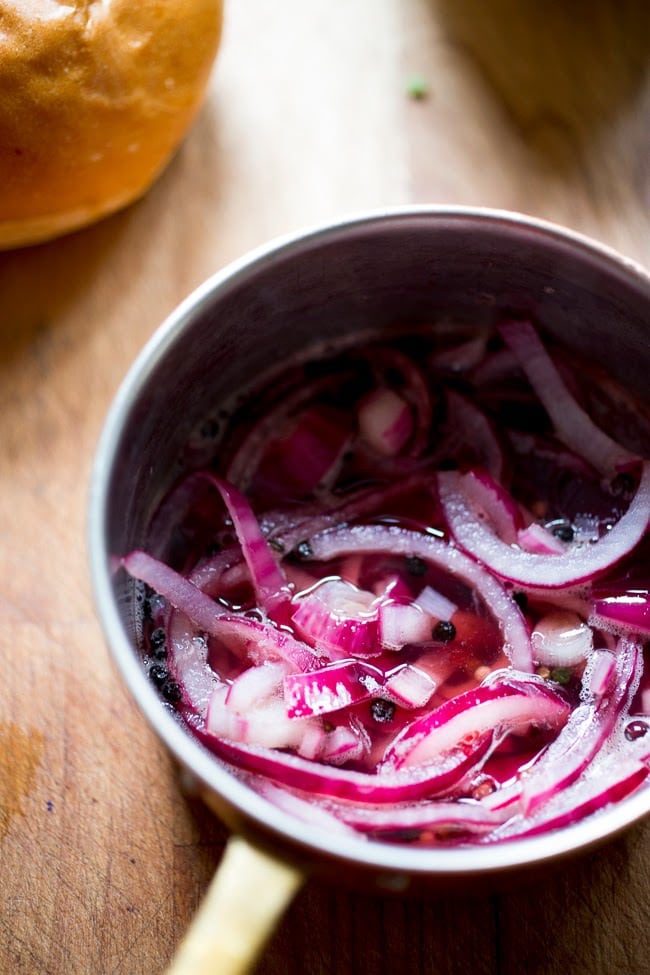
1;2;649;973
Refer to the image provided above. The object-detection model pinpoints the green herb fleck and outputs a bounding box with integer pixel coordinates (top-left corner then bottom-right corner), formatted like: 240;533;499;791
406;74;429;100
550;667;572;686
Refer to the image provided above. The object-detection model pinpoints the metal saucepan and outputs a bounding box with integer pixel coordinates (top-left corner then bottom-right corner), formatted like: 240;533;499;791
88;207;650;973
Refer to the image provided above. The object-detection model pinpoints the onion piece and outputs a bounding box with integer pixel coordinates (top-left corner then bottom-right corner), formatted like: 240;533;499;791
368;346;432;457
357;388;413;456
413;585;458;621
200;733;490;803
490;757;649;842
266;470;437;555
319;720;370;765
207;674;320;752
307;524;533;672
256;406;351;495
383;675;569;770
166;610;217;716
517;524;566;556
224;371;352;489
519;640;642;815
384;664;437;709
291;578;380;658
126;548;319;674
208;615;321;672
124;550;229;632
438;463;650;589
530;611;593;667
460;469;523;546
587;650;616;699
283;659;383;719
255;780;360;835
590;590;650;637
326;797;504;838
378;601;432;650
446;390;504;480
498;320;638;476
206;476;292;620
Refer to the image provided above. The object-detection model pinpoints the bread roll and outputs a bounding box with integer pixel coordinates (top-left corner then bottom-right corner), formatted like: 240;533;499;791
0;0;223;248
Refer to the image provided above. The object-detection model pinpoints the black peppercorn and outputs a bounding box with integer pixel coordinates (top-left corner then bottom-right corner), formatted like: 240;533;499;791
370;699;396;723
161;680;182;704
149;628;167;658
405;555;428;577
551;523;575;543
149;664;169;686
433;620;456;642
294;540;314;560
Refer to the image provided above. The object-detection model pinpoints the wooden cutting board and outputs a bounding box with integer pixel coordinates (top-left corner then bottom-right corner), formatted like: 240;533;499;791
1;2;648;972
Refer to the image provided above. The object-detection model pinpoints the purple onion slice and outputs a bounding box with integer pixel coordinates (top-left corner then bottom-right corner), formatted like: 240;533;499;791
498;320;638;476
307;524;533;672
438;463;650;589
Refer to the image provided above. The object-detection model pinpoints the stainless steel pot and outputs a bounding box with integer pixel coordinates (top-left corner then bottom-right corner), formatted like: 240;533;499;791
88;207;650;974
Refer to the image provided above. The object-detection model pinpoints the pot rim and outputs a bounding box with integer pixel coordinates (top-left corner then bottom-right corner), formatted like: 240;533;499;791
88;204;650;879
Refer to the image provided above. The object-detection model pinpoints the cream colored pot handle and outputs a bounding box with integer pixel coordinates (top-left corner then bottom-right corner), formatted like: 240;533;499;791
165;835;305;975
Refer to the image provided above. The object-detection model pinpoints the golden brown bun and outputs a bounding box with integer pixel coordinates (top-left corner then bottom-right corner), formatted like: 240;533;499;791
0;0;223;248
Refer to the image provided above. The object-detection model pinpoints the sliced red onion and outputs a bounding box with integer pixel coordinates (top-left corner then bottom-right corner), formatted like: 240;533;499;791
588;650;616;699
384;664;437;709
520;639;642;815
357;388;413;456
374;572;413;603
369;347;432;457
326;797;504;838
383;676;569;770
293;722;327;761
283;659;383;719
208;615;321;672
225;661;291;711
307;524;533;672
225;371;352;489
207;680;320;751
378;601;432;650
129;547;319;676
291;578;380;658
530;611;594;667
460;469;523;545
206;476;292;620
517;523;566;556
498;320;638;476
124;550;229;632
188;546;245;597
438;463;650;588
255;780;360;835
261;406;351;494
413;585;458;621
320;719;370;765
201;733;489;803
590;590;650;637
166;610;218;716
490;757;649;842
446;390;504;480
266;470;436;555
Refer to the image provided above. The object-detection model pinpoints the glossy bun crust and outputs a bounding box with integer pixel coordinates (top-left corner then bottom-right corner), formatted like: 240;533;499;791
0;0;223;247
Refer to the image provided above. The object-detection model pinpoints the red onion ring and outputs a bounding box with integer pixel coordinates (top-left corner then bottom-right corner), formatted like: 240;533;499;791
438;463;650;589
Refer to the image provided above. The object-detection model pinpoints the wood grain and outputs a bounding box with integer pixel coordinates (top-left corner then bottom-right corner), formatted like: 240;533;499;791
0;1;648;973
